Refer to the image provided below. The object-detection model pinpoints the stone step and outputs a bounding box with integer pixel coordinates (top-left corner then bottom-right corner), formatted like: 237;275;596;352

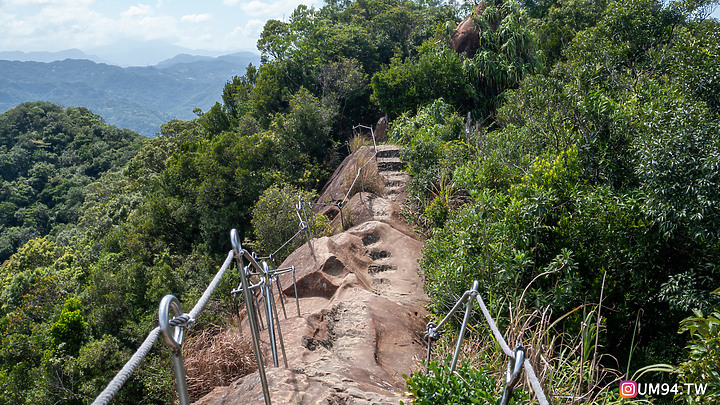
384;180;404;188
377;158;406;172
380;171;410;180
375;146;400;159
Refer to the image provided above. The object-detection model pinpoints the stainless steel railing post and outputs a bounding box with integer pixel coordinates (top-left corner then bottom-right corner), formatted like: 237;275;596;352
274;273;288;319
261;267;278;368
264;261;288;368
291;265;300;317
158;295;190;405
500;345;525;405
231;229;271;405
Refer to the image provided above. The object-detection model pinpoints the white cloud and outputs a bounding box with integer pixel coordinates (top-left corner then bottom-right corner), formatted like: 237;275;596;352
0;2;113;50
121;4;152;17
181;13;212;23
228;19;264;39
239;0;319;18
0;11;31;36
0;1;180;50
0;0;288;54
4;0;93;5
238;0;268;17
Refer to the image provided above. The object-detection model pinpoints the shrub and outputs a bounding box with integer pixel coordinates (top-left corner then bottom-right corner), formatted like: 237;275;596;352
251;184;330;262
675;300;720;404
404;358;528;404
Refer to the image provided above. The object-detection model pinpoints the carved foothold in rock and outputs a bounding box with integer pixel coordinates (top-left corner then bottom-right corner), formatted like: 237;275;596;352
195;144;427;405
294;271;341;299
320;255;347;277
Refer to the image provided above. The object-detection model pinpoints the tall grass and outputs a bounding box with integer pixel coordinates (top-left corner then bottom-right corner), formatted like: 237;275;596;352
343;154;383;197
417;287;657;404
349;133;372;153
183;327;257;401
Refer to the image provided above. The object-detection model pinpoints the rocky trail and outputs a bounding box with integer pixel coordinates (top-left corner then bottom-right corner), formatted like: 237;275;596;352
194;145;429;404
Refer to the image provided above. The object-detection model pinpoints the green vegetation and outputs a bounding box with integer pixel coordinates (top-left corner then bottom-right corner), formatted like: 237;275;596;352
386;0;720;402
0;55;260;136
675;297;720;403
250;184;332;263
0;102;143;263
0;0;456;403
0;0;718;403
404;359;529;404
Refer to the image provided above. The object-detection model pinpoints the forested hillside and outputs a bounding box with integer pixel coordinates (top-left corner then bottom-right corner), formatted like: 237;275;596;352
387;0;720;402
0;102;143;262
0;0;452;403
0;0;718;403
0;53;259;136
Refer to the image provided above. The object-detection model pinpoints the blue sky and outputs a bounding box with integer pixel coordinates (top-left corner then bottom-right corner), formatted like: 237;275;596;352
0;0;718;55
0;0;322;54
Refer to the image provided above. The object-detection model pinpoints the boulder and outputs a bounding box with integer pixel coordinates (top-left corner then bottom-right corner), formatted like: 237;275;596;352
317;146;383;207
375;116;388;142
449;2;485;57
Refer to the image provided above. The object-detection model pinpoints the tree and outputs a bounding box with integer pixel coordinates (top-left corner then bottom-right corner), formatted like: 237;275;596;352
371;44;475;117
0;102;142;263
632;84;720;242
251;184;324;262
49;298;89;356
222;65;259;122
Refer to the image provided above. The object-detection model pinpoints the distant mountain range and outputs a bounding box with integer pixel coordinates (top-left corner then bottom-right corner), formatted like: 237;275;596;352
0;50;261;136
0;40;258;67
0;49;109;64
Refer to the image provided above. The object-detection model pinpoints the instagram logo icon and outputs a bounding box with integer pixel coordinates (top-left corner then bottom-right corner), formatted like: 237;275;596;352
620;380;638;398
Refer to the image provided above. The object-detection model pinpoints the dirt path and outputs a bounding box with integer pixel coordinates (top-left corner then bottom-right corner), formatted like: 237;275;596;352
195;145;427;405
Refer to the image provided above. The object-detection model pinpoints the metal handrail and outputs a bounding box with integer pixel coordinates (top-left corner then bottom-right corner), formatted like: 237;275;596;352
89;123;385;404
424;279;550;405
92;224;306;405
306;123;378;229
231;229;272;405
340;124;378;207
91;250;235;405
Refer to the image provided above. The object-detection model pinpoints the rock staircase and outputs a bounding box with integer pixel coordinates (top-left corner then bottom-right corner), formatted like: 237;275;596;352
375;145;409;205
195;144;426;405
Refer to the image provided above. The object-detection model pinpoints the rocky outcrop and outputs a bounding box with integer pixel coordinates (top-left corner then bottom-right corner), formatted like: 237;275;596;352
450;2;485;57
375;116;388;142
194;145;426;404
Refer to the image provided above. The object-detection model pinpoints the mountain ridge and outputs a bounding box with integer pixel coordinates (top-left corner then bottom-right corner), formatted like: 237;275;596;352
0;52;261;136
0;49;108;64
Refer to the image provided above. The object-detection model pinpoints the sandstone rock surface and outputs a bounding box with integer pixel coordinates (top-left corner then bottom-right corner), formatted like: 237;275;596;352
194;145;427;404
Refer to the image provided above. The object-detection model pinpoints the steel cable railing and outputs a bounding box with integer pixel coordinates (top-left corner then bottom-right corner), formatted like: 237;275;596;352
227;207;316;405
307;123;378;229
91;327;162;405
339;124;378;207
91;250;234;405
424;280;550;405
91;220;310;405
90;127;389;405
